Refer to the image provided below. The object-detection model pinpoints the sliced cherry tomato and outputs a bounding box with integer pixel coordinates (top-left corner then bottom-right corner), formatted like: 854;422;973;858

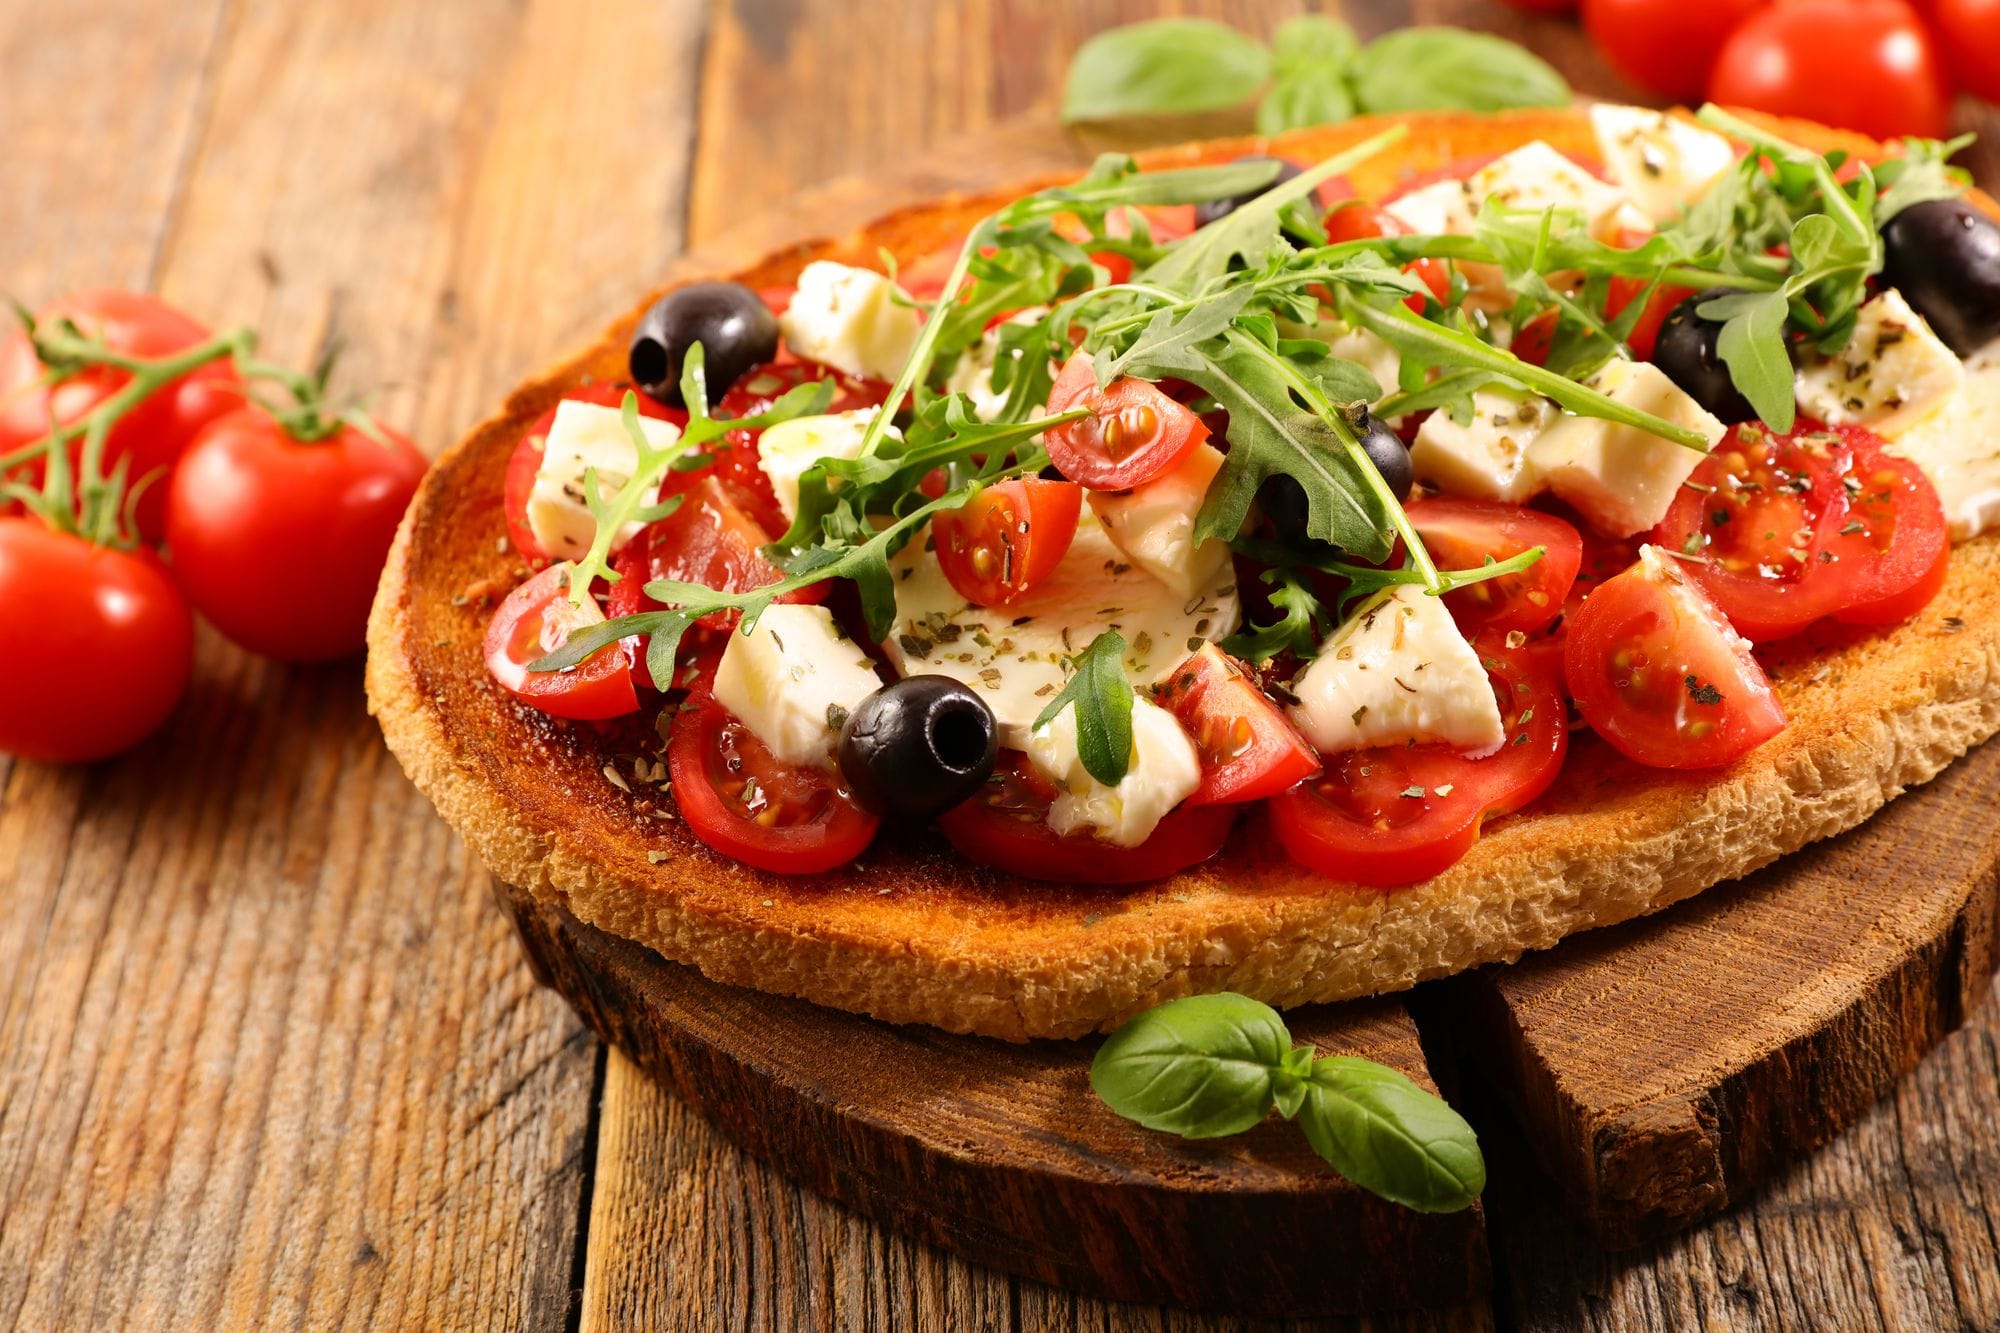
1564;517;1642;620
1606;264;1693;364
931;478;1082;608
0;290;243;542
483;565;639;721
1153;642;1321;805
1819;430;1950;627
1563;549;1786;769
605;475;823;628
1324;201;1450;313
1042;353;1209;491
666;691;879;874
1407;498;1582;635
1708;0;1951;142
935;753;1237;884
503;384;683;566
1582;0;1771;102
1268;632;1568;887
1510;310;1559;368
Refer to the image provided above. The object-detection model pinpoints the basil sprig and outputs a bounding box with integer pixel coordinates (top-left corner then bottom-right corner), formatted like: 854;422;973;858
1032;630;1137;786
1062;17;1569;133
1092;993;1486;1213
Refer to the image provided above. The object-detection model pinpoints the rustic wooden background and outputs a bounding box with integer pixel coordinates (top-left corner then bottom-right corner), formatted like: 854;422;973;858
4;1;1999;1329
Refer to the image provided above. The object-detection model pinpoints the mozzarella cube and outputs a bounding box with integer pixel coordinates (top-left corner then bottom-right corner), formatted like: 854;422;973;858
526;400;681;561
1466;141;1637;240
943;308;1048;420
1287;584;1506;756
755;408;897;525
711;604;884;769
1409;389;1554;503
1590;104;1737;223
779;261;922;381
1795;289;1964;438
1886;339;2000;538
1088;443;1230;598
1027;696;1202;848
1529;361;1725;536
1381;178;1476;238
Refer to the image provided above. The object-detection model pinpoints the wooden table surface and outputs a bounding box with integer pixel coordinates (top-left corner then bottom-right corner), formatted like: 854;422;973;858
5;1;2000;1328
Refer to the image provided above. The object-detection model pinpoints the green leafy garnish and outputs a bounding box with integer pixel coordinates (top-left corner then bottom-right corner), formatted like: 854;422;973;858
1345;27;1568;115
1061;19;1271;124
1257;17;1359;135
1091;993;1485;1212
1033;629;1137;787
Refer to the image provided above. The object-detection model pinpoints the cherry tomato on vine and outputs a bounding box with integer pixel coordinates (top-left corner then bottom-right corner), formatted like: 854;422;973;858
0;517;194;762
1582;0;1770;101
165;407;427;662
0;290;241;542
1708;0;1952;142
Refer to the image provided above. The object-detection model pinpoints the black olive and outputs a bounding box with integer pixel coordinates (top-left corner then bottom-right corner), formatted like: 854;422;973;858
1261;409;1411;544
1194;155;1303;229
837;677;999;819
1653;288;1760;424
628;282;778;408
1881;198;2000;356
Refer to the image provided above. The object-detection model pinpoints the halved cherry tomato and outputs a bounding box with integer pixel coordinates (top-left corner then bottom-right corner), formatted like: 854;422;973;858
1043;353;1209;490
935;753;1237;884
1817;427;1950;627
502;384;683;567
483;565;639;721
666;691;880;874
1563;516;1641;620
1563;550;1786;769
931;478;1082;608
1153;642;1321;805
1407;498;1582;635
605;475;824;629
1268;631;1568;887
1324;201;1450;313
1510;310;1559;368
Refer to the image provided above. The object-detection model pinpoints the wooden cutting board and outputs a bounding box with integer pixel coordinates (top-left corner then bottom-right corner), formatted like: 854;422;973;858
492;728;2000;1316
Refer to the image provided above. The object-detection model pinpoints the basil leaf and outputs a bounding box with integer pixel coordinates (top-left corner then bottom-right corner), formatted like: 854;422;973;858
1090;993;1291;1138
1033;629;1136;786
1701;289;1796;432
1349;28;1569;115
1257;16;1359;134
1296;1056;1486;1213
1061;19;1271;124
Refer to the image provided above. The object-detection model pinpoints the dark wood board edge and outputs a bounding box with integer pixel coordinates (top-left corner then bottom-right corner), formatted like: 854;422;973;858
493;879;1488;1318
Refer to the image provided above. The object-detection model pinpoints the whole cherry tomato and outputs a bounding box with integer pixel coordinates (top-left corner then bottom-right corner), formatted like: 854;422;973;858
1708;0;1953;141
1582;0;1771;101
165;407;428;661
1933;0;2000;103
0;291;241;542
0;516;194;762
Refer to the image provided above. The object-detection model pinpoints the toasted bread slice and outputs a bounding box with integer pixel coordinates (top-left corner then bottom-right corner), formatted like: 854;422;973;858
367;108;2000;1041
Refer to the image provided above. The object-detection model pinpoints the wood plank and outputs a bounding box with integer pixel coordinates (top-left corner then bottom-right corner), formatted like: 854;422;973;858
0;0;704;1325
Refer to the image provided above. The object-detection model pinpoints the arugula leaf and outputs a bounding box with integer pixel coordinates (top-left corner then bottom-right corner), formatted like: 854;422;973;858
1296;1056;1486;1213
1222;567;1327;665
1032;630;1137;786
1700;288;1796;430
1873;134;1975;222
1257;15;1358;133
1061;19;1270;124
1348;28;1568;114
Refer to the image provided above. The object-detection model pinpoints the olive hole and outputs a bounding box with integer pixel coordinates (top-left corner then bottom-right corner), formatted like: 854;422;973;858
630;336;669;387
929;703;991;775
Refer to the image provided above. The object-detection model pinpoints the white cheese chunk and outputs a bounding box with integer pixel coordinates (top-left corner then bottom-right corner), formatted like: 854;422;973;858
778;261;922;381
755;408;897;526
1287;584;1505;757
1589;104;1736;223
1026;696;1202;848
1795;289;1965;438
1409;389;1554;503
1088;443;1230;598
943;308;1049;420
1381;178;1476;238
881;510;1241;750
1885;339;2000;538
711;604;884;769
1528;360;1725;536
526;400;681;561
1465;141;1638;240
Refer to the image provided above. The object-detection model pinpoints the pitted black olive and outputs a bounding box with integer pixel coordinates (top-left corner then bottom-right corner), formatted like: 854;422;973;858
628;281;779;408
1261;408;1410;544
1653;288;1761;424
837;676;999;819
1880;198;2000;356
1194;155;1303;229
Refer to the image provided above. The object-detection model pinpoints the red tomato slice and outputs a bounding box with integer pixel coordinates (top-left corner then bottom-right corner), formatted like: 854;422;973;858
931;478;1082;608
934;754;1237;884
1407;497;1582;635
667;692;879;875
1042;353;1209;491
1324;201;1450;312
1563;549;1786;769
503;384;684;567
483;565;640;721
1268;631;1568;887
605;475;824;629
1153;642;1321;805
1818;427;1950;628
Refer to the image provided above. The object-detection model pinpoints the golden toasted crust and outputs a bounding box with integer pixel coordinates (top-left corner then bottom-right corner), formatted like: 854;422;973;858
367;108;2000;1041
